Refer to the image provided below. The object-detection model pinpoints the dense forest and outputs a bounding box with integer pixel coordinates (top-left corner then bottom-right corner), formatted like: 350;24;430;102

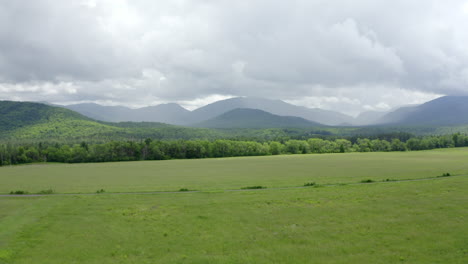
1;133;467;166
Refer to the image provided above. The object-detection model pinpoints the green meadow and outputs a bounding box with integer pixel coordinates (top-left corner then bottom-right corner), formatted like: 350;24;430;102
1;148;468;194
1;148;468;263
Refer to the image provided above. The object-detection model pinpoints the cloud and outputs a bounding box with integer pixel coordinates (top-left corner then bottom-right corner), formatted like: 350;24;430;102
241;18;404;86
284;84;442;117
0;0;467;114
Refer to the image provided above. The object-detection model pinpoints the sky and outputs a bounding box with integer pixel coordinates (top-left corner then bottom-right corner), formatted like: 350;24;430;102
1;0;468;116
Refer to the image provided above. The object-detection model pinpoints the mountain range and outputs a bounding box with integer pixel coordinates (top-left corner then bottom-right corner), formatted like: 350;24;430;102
2;95;468;137
64;97;354;126
62;96;468;127
188;97;352;125
2;96;468;142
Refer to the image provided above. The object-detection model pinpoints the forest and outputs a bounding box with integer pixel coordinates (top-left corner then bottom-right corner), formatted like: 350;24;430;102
1;133;466;166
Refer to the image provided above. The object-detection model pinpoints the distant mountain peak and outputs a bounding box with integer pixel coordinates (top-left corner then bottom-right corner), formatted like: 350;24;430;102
190;97;353;126
376;96;468;126
193;108;322;128
142;103;188;111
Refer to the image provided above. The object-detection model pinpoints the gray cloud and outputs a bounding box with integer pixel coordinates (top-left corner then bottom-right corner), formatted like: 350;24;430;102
1;0;467;114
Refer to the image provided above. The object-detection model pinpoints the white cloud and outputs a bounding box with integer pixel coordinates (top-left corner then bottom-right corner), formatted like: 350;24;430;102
177;94;236;110
80;0;96;8
285;84;442;116
0;82;77;97
463;2;468;14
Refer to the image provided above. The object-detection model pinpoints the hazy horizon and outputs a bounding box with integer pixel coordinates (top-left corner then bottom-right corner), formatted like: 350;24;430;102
0;95;429;118
50;95;426;117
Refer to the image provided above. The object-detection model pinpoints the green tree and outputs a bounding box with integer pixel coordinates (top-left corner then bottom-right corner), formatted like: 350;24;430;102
391;139;407;151
269;141;283;155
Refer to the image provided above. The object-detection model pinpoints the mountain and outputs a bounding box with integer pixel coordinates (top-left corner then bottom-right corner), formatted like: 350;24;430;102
64;103;191;124
60;96;468;127
62;97;352;126
193;108;322;128
377;96;468;125
189;97;353;126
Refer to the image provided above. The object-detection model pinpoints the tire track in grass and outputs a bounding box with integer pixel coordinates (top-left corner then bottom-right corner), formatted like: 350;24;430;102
1;174;466;197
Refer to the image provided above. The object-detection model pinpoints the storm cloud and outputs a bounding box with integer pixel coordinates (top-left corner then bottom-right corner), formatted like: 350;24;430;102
1;0;467;115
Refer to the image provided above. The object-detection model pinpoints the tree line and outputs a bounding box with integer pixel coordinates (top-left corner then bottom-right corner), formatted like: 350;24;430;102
1;133;467;166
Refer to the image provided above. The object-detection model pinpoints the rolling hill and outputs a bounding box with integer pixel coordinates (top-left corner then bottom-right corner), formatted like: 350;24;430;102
0;100;121;139
193;108;323;128
0;100;99;129
0;101;221;141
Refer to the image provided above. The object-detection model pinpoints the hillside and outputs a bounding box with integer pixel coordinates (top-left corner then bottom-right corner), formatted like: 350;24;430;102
0;101;122;140
193;108;322;128
0;101;221;142
0;100;92;130
378;96;468;125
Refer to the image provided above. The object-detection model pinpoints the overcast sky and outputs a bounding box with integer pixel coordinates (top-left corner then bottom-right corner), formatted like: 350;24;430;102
1;0;468;116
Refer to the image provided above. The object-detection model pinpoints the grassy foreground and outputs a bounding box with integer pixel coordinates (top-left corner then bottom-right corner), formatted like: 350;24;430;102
1;177;467;263
1;148;468;194
1;148;467;263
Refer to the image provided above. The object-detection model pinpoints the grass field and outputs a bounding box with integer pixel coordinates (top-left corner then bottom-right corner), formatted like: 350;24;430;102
1;149;468;263
1;148;468;194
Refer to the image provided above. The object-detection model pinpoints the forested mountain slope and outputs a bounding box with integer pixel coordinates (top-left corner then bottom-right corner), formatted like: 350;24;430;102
0;101;220;142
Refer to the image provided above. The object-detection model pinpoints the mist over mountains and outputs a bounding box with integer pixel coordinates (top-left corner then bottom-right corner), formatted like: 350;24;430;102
2;95;468;142
65;103;191;125
61;96;468;128
376;96;468;126
63;97;355;127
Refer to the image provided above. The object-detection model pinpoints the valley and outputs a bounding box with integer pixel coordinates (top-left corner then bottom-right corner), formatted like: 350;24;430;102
2;2;468;263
